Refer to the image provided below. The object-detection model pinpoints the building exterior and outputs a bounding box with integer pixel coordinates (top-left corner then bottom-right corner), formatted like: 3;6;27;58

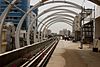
59;30;64;35
73;15;81;41
44;29;51;38
95;6;100;18
28;6;38;27
28;6;38;43
63;29;68;35
73;16;81;31
0;0;38;52
67;30;71;36
46;29;51;36
82;21;93;44
0;0;30;29
95;5;100;38
59;29;71;36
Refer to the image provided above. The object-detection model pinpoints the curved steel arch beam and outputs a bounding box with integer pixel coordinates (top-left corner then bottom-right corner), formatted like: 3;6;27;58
38;16;73;31
36;11;74;43
41;20;72;33
0;0;36;48
43;20;72;37
38;13;74;29
38;13;74;26
0;0;17;46
41;20;72;40
29;3;82;30
26;8;78;45
38;18;73;41
42;8;78;15
39;5;79;15
40;18;73;32
15;1;83;46
43;20;72;32
16;9;78;46
32;16;73;43
40;5;81;10
41;1;83;10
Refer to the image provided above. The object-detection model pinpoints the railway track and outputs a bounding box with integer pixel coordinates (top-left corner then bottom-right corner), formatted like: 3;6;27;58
0;38;59;67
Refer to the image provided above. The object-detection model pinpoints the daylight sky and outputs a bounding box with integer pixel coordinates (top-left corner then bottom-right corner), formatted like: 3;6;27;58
30;0;96;34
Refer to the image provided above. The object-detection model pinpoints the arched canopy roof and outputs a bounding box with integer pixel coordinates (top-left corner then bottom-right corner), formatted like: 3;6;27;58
15;0;83;47
38;13;74;29
40;18;73;32
38;17;73;31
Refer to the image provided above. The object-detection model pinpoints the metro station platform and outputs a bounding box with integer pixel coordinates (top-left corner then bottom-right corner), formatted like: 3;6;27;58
46;40;100;67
